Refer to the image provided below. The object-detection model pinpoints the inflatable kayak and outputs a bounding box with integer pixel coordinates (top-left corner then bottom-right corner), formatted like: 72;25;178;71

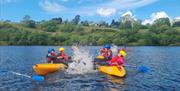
33;63;67;76
99;66;126;77
93;56;111;69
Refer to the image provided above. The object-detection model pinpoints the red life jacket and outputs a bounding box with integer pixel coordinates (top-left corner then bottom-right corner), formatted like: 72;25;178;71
109;56;125;66
61;52;65;58
59;52;68;61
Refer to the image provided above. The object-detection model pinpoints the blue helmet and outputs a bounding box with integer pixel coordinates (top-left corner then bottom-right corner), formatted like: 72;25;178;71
51;48;55;52
48;48;52;53
104;44;111;49
48;48;55;53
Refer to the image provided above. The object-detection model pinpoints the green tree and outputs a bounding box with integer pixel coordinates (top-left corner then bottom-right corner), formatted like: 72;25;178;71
173;20;180;27
81;20;89;26
52;17;62;24
41;20;57;32
72;15;80;25
150;18;171;34
21;15;36;28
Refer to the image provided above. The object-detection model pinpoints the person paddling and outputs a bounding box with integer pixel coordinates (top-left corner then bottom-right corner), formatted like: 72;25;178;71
119;47;127;58
46;48;57;63
57;47;69;61
102;44;113;60
106;49;126;66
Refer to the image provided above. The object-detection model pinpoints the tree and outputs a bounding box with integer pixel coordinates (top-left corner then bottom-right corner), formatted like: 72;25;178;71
21;15;36;28
52;17;62;24
41;20;57;32
97;38;106;45
119;14;133;29
150;18;171;34
72;15;80;25
81;20;89;26
153;18;171;26
98;21;108;27
60;23;74;32
110;19;120;28
132;20;142;31
173;20;180;27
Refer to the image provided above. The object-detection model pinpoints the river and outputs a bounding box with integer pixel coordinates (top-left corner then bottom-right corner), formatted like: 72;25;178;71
0;46;180;91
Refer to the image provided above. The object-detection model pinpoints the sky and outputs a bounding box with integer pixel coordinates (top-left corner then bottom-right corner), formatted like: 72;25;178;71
0;0;180;24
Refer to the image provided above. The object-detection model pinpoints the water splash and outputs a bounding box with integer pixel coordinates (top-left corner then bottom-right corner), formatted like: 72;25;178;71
66;46;95;74
111;45;118;56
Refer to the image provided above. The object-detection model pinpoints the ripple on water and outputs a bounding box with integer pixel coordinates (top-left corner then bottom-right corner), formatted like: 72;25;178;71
1;46;180;91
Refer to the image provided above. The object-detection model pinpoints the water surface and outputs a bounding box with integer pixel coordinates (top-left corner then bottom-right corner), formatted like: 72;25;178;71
0;46;180;91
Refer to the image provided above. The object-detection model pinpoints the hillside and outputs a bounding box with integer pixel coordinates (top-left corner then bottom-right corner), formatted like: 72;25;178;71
0;18;180;46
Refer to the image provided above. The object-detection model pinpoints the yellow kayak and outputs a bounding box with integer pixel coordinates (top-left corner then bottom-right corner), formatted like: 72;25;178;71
96;55;104;59
99;66;126;77
33;63;67;76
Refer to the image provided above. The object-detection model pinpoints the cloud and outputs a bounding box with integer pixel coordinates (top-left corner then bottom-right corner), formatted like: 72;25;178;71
96;8;117;17
93;0;158;17
142;11;170;25
38;0;158;17
121;11;137;21
104;0;158;9
121;11;133;17
174;16;180;20
39;0;66;13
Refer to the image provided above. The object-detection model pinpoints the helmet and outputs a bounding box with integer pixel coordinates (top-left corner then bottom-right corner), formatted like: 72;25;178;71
121;47;125;51
104;44;111;49
48;48;52;53
51;48;55;51
59;47;65;51
48;48;55;53
119;49;127;57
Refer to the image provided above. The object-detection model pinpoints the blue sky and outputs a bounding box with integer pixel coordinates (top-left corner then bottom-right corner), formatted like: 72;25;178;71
0;0;180;24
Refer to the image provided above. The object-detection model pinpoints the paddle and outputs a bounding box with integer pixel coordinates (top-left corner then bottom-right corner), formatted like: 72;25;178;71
123;64;150;73
10;71;45;81
1;70;45;81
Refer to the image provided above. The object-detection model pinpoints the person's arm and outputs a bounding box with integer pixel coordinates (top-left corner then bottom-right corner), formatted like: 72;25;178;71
117;56;125;65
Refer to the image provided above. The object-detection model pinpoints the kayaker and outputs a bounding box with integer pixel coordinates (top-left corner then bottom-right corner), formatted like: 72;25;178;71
57;47;69;61
103;44;113;60
106;52;125;66
97;48;105;58
119;47;127;58
46;48;57;63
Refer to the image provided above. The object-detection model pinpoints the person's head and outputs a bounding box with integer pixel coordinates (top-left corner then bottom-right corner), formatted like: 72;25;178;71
121;47;125;51
48;48;55;53
104;44;111;50
59;47;65;52
119;49;126;58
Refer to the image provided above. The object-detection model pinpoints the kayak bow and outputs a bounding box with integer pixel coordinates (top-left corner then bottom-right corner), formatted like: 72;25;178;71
33;63;67;76
99;66;126;77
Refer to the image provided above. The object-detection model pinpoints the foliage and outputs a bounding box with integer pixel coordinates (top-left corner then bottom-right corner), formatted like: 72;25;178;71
0;15;180;46
21;15;36;28
71;15;80;25
41;20;58;32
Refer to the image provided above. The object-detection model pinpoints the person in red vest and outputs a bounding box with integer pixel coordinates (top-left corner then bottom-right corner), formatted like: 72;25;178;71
106;51;125;66
57;47;69;61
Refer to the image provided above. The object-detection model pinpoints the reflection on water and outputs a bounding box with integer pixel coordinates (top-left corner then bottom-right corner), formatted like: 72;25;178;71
107;75;125;85
0;46;180;91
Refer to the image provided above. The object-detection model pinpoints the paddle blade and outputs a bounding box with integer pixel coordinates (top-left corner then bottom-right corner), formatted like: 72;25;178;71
138;65;149;73
32;75;45;81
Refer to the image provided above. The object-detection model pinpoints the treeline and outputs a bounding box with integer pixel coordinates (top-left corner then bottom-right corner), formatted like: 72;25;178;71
0;14;180;46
